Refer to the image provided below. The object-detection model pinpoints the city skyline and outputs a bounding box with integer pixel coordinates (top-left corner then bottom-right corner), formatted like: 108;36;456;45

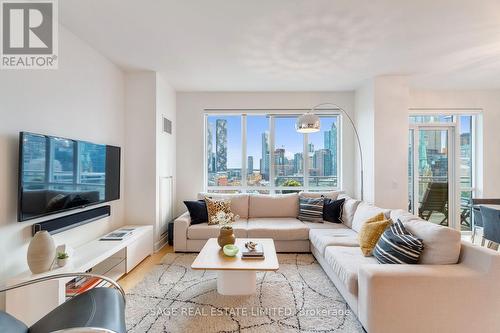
207;115;339;169
206;115;339;187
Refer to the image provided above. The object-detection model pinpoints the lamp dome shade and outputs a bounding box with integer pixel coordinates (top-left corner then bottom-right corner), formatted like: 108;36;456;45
296;112;320;133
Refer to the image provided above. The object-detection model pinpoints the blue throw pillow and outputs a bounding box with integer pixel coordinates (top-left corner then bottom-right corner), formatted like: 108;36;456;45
323;198;345;223
373;220;424;264
183;200;208;225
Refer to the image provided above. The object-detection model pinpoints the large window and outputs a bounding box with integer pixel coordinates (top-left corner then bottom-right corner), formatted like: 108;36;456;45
206;115;242;187
308;116;339;188
205;113;341;193
274;117;304;189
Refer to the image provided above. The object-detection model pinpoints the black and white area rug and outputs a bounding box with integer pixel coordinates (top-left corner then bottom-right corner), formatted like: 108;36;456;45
125;253;364;333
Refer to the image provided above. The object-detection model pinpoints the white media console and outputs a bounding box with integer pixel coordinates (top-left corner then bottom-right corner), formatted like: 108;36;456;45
6;225;153;326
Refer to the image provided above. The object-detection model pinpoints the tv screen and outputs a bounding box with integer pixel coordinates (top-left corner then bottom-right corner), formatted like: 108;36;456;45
18;132;121;221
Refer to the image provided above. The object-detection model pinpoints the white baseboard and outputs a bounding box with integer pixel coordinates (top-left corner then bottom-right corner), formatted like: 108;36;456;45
154;232;168;252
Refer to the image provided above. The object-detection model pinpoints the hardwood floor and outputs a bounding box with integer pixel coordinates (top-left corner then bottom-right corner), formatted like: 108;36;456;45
118;244;174;292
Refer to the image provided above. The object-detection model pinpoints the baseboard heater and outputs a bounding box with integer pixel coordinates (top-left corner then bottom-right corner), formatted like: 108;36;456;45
32;205;111;236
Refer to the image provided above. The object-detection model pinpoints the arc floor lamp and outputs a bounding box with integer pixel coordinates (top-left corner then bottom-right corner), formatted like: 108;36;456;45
296;102;364;201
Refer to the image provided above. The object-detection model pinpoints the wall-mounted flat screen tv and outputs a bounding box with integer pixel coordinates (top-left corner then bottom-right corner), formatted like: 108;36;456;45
18;132;121;221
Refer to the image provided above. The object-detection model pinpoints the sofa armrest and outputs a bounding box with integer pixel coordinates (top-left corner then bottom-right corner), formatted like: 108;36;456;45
173;211;191;252
358;261;500;333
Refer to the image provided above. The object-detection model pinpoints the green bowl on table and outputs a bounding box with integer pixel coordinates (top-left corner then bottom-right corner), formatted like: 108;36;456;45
223;244;239;257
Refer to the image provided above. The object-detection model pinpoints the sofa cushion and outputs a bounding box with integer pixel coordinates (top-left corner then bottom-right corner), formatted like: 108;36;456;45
298;197;324;222
247;218;308;240
198;193;249;218
303;221;346;230
205;197;232;225
403;219;461;264
309;227;359;255
358;214;391;256
351;202;390;233
299;191;344;200
183;200;208;225
323;198;345;223
187;220;248;240
248;193;299;218
324;246;379;295
373;220;424;264
390;209;420;224
337;195;361;228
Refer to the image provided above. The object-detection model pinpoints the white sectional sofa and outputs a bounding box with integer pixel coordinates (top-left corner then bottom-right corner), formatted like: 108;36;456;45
174;192;500;333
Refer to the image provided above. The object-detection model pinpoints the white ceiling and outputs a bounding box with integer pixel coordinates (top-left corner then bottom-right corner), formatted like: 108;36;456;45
60;0;500;91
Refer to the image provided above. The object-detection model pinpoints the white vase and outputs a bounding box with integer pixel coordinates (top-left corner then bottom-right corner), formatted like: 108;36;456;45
27;231;56;274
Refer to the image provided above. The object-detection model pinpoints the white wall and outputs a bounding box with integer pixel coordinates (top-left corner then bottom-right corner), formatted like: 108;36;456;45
124;72;157;227
410;89;500;198
355;81;500;209
355;76;410;209
175;91;355;215
155;75;176;247
354;80;375;202
124;72;176;249
373;76;409;209
0;26;126;306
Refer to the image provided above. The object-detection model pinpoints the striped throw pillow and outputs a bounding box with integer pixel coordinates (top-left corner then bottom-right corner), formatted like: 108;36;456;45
298;197;324;222
373;220;424;264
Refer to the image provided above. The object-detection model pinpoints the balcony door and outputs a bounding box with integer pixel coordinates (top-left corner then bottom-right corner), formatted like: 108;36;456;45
409;125;457;228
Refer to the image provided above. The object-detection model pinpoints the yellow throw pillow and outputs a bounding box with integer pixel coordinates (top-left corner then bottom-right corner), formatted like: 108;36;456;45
205;197;232;225
358;213;391;256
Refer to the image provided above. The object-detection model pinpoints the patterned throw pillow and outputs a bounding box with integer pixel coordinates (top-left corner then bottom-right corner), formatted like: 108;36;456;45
373;220;424;264
298;197;324;222
205;197;232;225
323;198;345;223
358;214;391;256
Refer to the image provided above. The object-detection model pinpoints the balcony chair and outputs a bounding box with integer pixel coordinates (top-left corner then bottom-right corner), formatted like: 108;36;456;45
419;182;448;225
471;199;500;243
480;205;500;250
0;273;126;333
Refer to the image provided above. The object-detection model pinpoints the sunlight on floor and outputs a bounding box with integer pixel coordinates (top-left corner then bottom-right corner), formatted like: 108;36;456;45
118;244;174;292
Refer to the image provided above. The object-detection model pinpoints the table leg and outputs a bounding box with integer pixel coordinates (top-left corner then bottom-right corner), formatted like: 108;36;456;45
216;270;256;295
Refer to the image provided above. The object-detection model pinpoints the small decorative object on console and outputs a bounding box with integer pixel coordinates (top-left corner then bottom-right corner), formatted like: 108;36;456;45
57;252;69;267
27;230;56;274
100;228;135;241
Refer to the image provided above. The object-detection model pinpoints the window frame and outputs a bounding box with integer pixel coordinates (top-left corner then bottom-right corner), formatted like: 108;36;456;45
408;110;479;233
204;111;342;193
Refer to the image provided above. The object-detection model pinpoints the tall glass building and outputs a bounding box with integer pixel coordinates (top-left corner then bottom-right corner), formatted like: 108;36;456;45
216;119;227;172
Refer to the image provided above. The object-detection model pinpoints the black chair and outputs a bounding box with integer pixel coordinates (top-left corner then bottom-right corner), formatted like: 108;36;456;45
480;205;500;250
471;199;500;243
419;182;448;225
0;273;126;333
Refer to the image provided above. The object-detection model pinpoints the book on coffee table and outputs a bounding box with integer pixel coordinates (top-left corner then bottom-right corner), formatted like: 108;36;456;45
242;243;264;259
